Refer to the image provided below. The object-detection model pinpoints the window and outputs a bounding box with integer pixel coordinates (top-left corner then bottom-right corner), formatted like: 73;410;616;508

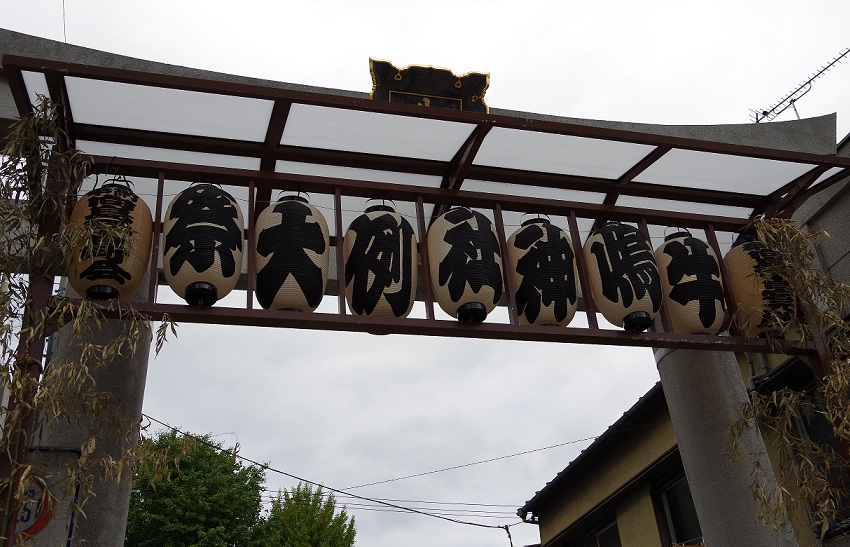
576;521;621;547
660;474;703;545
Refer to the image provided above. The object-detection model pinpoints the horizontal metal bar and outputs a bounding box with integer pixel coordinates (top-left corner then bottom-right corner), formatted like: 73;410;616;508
94;300;815;355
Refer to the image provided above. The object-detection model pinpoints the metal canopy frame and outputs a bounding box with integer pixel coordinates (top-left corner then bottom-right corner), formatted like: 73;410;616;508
5;54;850;356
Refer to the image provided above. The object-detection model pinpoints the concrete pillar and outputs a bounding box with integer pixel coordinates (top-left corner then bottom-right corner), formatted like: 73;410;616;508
654;347;798;547
30;283;152;545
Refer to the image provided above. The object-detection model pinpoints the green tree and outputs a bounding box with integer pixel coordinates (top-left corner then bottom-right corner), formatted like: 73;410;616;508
126;430;265;547
252;482;356;547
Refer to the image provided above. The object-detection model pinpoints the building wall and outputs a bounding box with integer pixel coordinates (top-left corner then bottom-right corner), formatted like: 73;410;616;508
536;400;676;545
615;482;664;547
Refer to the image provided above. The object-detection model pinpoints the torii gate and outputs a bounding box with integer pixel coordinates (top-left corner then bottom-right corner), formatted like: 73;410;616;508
1;30;849;546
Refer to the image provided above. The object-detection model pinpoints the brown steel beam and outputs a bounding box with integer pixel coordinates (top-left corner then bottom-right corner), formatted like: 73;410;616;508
71;123;264;157
86;300;816;355
261;100;292;172
4;64;30;116
493;204;518;325
84;155;753;232
761;165;831;218
794;167;850;209
568;211;598;329
595;145;672;232
69;120;767;209
431;123;492;224
705;225;735;334
147;173;166;304
443;123;492;191
466;164;763;209
415;197;436;320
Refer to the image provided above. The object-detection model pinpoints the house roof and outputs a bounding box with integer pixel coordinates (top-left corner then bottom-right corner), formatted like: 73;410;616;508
517;382;665;519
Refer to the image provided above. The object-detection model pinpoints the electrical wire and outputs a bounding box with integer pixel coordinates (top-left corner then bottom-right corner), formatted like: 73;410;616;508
141;413;522;534
343;436;599;489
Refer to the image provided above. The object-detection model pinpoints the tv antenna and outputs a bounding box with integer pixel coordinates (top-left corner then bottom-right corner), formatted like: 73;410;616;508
751;46;850;123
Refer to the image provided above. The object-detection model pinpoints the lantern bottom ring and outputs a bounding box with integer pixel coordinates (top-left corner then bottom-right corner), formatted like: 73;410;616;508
86;285;119;300
457;302;487;323
623;311;652;332
185;282;218;307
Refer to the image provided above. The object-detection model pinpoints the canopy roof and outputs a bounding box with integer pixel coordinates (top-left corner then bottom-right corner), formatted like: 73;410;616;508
2;52;847;354
5;54;849;236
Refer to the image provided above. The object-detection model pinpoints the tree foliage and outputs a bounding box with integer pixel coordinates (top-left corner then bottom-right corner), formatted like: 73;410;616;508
727;217;850;539
251;482;356;547
126;430;265;547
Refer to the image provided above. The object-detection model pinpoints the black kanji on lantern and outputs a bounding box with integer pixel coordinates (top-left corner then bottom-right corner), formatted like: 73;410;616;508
78;186;138;285
438;208;502;305
743;241;794;329
256;200;327;310
165;185;243;279
345;211;415;316
662;236;725;329
589;225;661;311
513;223;576;324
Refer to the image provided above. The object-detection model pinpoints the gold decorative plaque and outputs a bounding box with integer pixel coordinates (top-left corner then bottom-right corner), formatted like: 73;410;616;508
369;59;489;113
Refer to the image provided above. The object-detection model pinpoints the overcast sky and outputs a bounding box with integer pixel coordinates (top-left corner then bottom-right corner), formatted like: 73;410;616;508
4;2;850;546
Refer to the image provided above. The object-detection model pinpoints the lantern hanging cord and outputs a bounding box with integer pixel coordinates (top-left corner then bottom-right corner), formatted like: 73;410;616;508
141;413;520;532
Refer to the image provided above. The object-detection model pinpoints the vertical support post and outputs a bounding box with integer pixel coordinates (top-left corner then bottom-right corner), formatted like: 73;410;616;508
0;170;65;544
245;181;256;310
705;224;736;333
334;189;346;316
146;172;165;305
0;277;52;546
568;212;598;329
638;218;671;332
415;196;435;321
493;204;518;325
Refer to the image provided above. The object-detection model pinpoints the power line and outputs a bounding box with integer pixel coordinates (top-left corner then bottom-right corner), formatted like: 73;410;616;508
344;435;599;489
141;414;522;535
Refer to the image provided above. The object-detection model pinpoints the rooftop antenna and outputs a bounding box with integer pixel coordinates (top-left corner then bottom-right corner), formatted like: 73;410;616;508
751;46;850;123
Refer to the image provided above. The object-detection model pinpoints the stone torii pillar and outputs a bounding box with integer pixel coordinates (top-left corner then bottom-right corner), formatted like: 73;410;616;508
654;346;798;546
29;280;153;546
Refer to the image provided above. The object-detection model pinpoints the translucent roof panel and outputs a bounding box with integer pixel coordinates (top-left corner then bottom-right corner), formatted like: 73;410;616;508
615;195;754;220
281;104;476;161
65;77;274;142
473;127;656;178
76;141;261;171
275;161;443;188
21;71;49;108
461;179;605;205
810;166;845;189
633;149;816;195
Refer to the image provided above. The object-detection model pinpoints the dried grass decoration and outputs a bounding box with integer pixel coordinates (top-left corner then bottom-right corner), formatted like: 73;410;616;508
254;195;329;311
163;184;244;306
428;207;503;322
67;179;153;300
